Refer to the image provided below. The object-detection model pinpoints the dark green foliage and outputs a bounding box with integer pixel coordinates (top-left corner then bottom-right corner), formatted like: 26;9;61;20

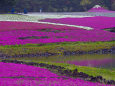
0;0;115;13
0;0;16;13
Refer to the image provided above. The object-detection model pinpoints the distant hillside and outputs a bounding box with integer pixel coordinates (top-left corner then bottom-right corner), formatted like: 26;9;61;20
0;0;115;13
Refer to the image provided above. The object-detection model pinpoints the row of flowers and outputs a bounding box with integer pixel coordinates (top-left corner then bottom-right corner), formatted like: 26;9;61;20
0;14;92;22
0;21;115;45
40;16;115;30
0;62;111;86
0;14;42;22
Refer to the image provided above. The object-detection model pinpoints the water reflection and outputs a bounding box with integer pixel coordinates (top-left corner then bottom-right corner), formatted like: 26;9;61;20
9;54;115;70
54;54;115;69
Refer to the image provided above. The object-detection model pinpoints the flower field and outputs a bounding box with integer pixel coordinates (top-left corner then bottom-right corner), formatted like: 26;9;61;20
0;26;114;45
0;14;115;86
0;16;115;46
88;5;115;13
41;16;115;30
0;14;93;22
0;62;111;86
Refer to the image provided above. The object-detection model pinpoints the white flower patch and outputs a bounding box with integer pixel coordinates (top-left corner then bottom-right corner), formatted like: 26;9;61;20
0;14;39;22
0;14;93;30
23;13;93;20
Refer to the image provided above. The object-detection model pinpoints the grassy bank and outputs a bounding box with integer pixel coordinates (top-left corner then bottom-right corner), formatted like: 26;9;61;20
0;41;114;56
45;62;115;81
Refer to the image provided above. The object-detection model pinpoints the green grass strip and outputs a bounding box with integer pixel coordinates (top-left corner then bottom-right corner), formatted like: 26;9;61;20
0;41;114;55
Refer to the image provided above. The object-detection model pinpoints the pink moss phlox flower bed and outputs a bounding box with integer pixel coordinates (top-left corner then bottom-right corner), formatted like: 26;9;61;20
88;6;115;13
0;22;115;45
0;29;114;45
0;16;115;45
40;16;115;30
0;62;112;86
0;21;81;32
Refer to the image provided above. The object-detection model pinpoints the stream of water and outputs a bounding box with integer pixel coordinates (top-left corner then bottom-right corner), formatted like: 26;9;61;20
12;53;115;70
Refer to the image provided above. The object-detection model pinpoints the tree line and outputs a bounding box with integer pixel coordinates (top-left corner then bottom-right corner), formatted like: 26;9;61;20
0;0;115;13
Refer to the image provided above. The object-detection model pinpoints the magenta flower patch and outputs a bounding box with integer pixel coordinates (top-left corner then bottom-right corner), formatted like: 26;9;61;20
88;5;115;13
0;16;115;45
41;16;115;30
0;62;111;86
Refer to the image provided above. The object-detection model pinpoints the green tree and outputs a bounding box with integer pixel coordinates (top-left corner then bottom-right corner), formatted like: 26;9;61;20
80;0;91;11
2;0;113;12
0;0;16;13
111;0;115;10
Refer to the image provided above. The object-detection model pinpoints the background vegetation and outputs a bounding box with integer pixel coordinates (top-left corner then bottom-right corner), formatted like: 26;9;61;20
0;0;115;13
